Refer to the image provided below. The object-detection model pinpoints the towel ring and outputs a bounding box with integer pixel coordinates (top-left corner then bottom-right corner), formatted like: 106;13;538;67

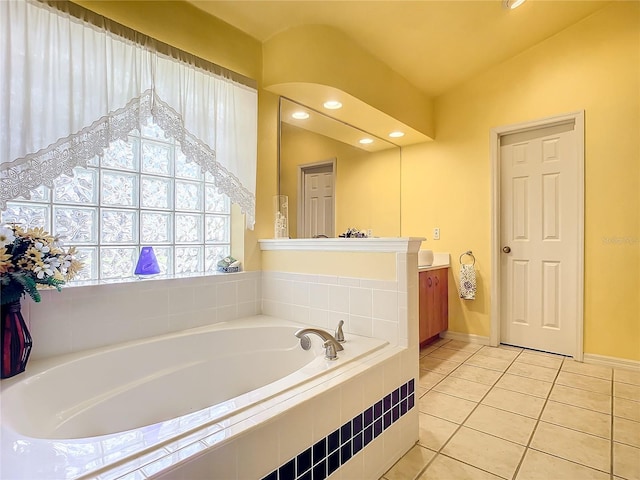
460;250;476;266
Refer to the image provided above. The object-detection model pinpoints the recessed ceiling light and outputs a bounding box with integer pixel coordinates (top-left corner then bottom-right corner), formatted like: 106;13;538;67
359;138;374;145
504;0;526;9
291;111;309;120
323;100;343;110
389;131;405;138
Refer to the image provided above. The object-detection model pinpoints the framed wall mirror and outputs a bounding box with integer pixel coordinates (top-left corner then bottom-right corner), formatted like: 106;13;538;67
279;97;401;238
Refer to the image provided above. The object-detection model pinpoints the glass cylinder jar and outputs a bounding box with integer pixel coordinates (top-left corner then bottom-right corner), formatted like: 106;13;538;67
273;195;289;239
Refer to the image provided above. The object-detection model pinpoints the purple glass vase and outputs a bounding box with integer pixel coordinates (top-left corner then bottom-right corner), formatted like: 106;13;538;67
1;301;33;379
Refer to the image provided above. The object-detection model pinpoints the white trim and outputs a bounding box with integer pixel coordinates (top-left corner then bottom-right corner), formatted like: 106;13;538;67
582;353;640;372
439;330;491;346
490;111;585;359
259;237;425;253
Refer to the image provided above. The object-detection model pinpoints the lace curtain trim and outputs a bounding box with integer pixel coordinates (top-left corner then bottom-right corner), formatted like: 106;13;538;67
0;90;255;227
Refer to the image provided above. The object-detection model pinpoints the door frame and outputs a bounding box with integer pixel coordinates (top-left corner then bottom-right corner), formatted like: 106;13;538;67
490;111;585;360
297;158;336;238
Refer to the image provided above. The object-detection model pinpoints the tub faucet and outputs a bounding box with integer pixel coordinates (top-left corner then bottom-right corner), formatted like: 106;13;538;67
295;328;344;360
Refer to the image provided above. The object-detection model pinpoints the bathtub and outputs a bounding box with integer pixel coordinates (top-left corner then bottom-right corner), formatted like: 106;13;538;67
0;315;389;479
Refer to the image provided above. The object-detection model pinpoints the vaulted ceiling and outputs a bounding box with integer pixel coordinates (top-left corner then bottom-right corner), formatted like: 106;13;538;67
189;0;610;97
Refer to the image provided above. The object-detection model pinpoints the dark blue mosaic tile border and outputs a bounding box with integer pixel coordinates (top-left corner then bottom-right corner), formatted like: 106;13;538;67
261;378;415;480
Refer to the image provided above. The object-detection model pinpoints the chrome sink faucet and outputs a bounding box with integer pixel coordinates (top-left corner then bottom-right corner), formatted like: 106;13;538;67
295;327;344;360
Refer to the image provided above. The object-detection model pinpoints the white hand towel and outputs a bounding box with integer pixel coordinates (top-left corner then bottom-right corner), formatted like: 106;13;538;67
459;264;477;300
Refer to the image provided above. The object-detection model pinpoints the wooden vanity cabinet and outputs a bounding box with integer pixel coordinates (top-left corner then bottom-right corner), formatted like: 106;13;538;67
419;268;449;346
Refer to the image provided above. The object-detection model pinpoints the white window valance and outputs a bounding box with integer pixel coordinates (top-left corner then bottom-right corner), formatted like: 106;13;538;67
0;0;258;228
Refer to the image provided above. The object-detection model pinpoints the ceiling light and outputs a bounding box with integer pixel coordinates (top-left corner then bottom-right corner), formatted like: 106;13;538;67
291;111;309;120
504;0;526;9
359;138;374;145
323;100;342;110
389;131;405;138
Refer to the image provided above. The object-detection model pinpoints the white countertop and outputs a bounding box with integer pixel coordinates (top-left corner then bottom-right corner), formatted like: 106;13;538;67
418;252;450;272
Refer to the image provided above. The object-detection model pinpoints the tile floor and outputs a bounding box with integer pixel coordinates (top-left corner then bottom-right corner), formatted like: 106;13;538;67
381;338;640;480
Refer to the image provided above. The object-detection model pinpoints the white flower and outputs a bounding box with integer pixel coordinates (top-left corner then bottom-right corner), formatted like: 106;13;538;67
34;257;59;279
0;226;15;247
34;241;50;254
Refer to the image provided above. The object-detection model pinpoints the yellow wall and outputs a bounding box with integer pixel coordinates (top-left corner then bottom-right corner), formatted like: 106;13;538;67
262;251;397;281
401;2;640;360
280;124;401;237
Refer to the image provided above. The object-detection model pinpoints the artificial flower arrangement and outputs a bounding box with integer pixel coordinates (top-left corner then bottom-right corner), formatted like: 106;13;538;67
0;224;83;305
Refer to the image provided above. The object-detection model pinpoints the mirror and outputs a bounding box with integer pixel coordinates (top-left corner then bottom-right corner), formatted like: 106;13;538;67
279;98;401;238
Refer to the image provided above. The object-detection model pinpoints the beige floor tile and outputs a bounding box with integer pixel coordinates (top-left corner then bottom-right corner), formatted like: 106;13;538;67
448;364;503;386
420;345;440;357
562;361;613;380
384;445;435;480
481;387;546;419
614;417;640;448
548;384;611;414
613;442;640;480
464;404;536;445
429;337;452;347
418;370;446;390
615;397;640;422
516;351;564;370
432;376;492;402
464;354;511;372
417;454;502;480
530;422;610;472
498;344;524;353
419;391;477;424
418;387;429;398
616;369;640;386
541;400;611;439
495;374;553;398
418;413;459;451
427;347;473;364
477;345;520;361
419;357;461;376
441;427;525;479
615;382;640;402
515;449;610;480
507;361;558;382
556;371;612;395
442;340;483;352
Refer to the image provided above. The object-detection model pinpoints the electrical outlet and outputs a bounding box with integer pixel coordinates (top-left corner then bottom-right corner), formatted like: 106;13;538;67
433;227;440;240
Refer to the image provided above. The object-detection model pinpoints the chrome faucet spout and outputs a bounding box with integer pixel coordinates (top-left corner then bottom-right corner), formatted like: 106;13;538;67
295;328;344;360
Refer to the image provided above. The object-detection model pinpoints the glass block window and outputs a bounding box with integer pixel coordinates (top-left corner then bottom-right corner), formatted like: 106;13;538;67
1;118;231;281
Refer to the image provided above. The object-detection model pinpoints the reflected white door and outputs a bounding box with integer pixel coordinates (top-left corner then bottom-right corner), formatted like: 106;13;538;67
500;120;581;355
300;163;335;238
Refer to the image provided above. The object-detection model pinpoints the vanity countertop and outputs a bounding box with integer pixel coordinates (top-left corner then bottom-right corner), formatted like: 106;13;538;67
418;252;450;272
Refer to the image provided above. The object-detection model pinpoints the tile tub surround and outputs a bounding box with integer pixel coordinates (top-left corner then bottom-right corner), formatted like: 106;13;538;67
149;345;418;480
262;379;416;480
382;339;640;480
21;271;261;360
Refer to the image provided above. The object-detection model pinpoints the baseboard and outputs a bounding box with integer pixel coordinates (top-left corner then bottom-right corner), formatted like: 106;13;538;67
583;353;640;372
439;330;491;345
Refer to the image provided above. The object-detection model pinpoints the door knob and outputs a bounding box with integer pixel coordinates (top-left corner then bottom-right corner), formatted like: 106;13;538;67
502;246;511;253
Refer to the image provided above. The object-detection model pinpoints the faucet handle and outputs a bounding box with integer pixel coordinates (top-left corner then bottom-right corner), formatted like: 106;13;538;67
335;320;345;343
324;340;338;360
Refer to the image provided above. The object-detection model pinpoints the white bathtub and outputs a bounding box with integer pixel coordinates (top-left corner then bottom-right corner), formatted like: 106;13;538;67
0;315;388;479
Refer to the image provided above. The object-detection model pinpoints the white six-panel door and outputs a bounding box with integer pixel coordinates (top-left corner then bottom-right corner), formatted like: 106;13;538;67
300;163;335;238
499;120;581;356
